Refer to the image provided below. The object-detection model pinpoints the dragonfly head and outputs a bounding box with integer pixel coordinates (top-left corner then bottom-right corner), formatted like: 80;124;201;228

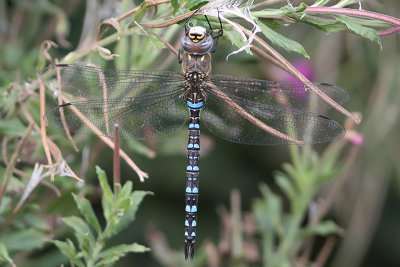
182;26;213;55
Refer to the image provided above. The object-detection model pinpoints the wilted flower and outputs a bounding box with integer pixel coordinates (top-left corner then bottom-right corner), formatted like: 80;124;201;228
344;113;363;147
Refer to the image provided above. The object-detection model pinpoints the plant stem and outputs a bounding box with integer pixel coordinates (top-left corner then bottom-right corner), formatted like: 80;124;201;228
0;123;33;203
305;7;400;26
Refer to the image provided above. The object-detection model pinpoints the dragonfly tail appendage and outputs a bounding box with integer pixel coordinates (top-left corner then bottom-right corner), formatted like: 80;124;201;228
185;243;195;260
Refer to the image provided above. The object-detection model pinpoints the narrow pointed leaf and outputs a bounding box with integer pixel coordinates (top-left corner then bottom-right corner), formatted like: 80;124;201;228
333;15;382;48
0;243;14;265
98;243;149;265
63;216;94;252
73;193;102;234
53;239;85;267
0;229;46;252
114;191;152;234
258;20;310;58
297;220;340;238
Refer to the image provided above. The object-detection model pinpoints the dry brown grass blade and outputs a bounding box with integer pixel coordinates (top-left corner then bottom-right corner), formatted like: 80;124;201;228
113;124;121;195
20;102;83;182
206;82;304;145
0;123;34;202
250;45;288;73
39;78;55;181
149;31;179;55
233;22;361;124
97;0;171;39
59;95;149;182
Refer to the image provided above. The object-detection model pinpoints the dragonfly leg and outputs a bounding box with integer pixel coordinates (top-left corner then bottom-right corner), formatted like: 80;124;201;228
178;49;183;64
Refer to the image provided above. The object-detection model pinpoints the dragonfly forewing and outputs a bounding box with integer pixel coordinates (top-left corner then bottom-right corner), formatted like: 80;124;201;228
40;64;189;140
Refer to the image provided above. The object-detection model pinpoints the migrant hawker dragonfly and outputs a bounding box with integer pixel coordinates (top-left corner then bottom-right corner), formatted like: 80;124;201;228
39;13;349;260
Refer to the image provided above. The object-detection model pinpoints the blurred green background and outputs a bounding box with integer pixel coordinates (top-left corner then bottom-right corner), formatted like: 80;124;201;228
0;0;399;266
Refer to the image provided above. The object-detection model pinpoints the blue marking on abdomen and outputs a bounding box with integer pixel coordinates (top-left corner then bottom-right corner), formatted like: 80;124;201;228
187;101;203;109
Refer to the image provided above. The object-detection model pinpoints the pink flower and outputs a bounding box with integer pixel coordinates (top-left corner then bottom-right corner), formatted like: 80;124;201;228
345;130;364;147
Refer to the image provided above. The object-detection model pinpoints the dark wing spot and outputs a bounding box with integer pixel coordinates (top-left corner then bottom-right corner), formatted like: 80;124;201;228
318;114;332;120
320;82;334;86
55;64;70;67
59;102;72;107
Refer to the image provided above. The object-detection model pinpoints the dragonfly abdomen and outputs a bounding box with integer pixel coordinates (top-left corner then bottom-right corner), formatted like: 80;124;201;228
184;96;203;260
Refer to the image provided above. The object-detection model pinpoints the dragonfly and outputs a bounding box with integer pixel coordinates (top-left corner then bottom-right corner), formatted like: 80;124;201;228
39;11;349;260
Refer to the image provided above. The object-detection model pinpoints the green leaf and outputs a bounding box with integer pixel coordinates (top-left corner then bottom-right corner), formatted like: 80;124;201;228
186;0;209;10
53;239;85;267
133;2;147;23
294;15;346;33
118;181;133;200
98;243;149;265
0;229;46;252
297;220;340;238
259;19;283;30
97;166;114;221
333;15;382;48
0;243;14;265
253;183;282;232
275;174;296;202
0;119;27;136
224;27;252;55
72;193;102;234
97;166;113;202
0;196;11;215
114;191;152;235
257;19;310;58
63;216;94;253
171;0;178;14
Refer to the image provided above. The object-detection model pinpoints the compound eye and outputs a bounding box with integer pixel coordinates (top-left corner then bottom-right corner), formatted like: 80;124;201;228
196;33;205;40
188;33;204;42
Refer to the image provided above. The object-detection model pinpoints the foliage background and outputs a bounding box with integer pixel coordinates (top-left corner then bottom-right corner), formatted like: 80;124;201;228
0;0;399;266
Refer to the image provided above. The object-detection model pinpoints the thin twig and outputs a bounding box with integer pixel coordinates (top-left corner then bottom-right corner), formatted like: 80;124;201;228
1;137;8;164
250;45;288;72
0;123;33;203
39;74;55;181
378;26;400;36
20;102;83;182
313;236;337;267
118;0;171;23
149;31;179;55
113;124;121;195
305;7;400;27
56;60;79;152
231;189;243;257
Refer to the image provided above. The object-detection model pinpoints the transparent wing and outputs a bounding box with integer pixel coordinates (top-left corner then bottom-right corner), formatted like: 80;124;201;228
41;64;188;139
39;64;184;101
209;74;350;114
202;76;348;145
